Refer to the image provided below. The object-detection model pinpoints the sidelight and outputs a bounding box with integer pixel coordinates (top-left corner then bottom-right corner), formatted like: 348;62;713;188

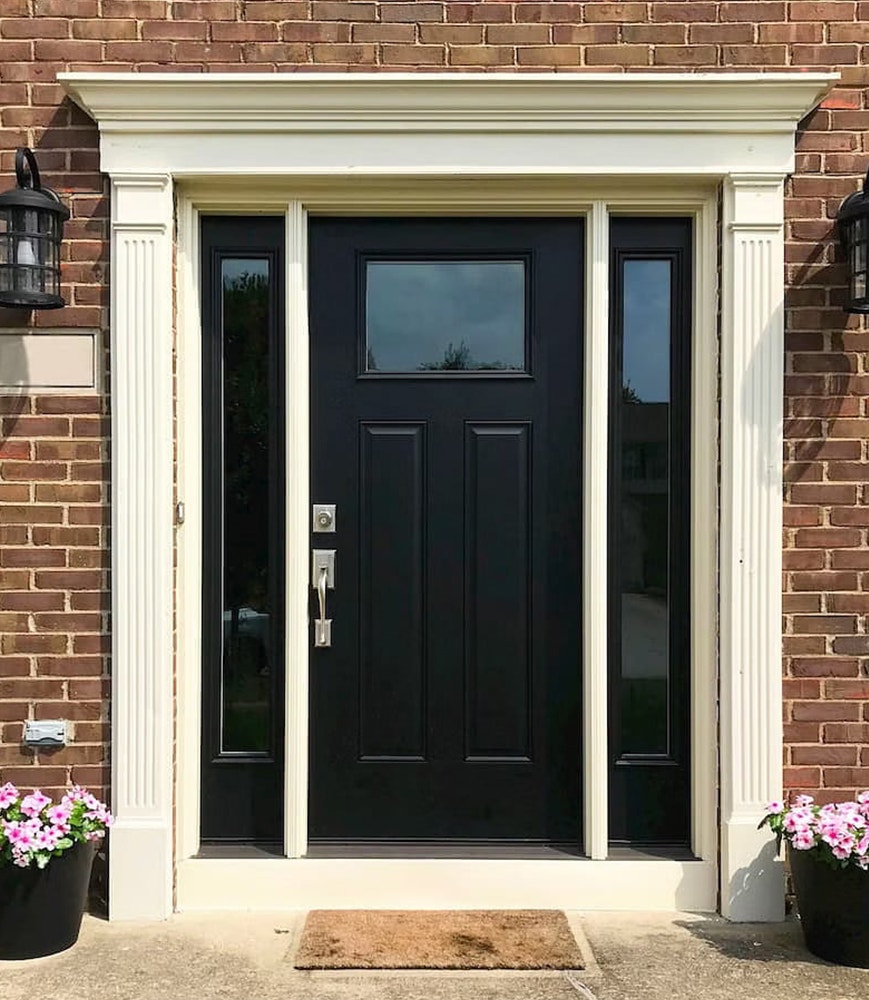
609;218;692;846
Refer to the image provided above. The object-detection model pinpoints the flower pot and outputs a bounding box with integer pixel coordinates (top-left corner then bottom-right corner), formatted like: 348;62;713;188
0;841;96;960
790;847;869;968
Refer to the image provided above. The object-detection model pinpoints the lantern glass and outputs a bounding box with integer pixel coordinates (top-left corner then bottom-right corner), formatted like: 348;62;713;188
0;148;68;310
851;216;867;306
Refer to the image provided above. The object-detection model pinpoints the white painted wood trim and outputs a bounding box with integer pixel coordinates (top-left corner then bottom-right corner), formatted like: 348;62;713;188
719;174;787;921
284;202;310;859
175;195;203;865
61;72;834;135
691;196;721;866
109;174;175;921
583;201;609;862
177;857;716;913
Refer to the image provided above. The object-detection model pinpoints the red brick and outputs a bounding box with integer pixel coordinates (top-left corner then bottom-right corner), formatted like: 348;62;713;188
791;571;859;591
792;745;858;765
824;723;869;743
1;462;67;481
3;417;69;437
785;767;821;787
381;2;444;20
825;680;869;699
141;21;208;41
37;657;103;677
449;45;514;66
34;570;102;590
584;2;648;21
789;1;857;18
1;18;69;38
0;507;63;525
586;45;650;65
1;634;67;655
791;657;860;678
792;701;862;721
0;592;65;612
823;768;869;787
794;528;862;548
419;24;482;43
382;44;446;65
650;2;717;20
311;1;376;19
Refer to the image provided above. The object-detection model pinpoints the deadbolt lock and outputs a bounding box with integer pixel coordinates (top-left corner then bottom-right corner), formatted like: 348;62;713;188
312;503;336;533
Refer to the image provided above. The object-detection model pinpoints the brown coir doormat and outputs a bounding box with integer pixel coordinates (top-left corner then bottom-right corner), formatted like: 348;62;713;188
293;909;584;970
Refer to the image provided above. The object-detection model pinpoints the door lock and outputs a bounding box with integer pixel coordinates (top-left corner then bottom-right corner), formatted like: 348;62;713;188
312;503;336;533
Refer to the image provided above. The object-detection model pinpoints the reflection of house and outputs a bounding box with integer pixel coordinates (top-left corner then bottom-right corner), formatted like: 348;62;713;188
622;402;668;494
621;402;668;595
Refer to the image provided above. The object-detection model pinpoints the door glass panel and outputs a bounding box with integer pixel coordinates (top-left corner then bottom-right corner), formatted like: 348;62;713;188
364;260;526;372
221;257;272;754
619;258;671;756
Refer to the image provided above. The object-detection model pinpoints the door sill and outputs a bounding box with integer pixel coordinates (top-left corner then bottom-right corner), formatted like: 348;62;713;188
305;840;584;860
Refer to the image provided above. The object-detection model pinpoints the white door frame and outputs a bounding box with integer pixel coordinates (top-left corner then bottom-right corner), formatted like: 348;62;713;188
60;71;836;921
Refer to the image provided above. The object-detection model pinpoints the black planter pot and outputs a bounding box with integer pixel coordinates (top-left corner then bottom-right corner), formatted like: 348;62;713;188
0;841;95;960
790;847;869;968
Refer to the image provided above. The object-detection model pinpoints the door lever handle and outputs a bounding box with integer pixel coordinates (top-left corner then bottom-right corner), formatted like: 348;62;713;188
312;549;335;648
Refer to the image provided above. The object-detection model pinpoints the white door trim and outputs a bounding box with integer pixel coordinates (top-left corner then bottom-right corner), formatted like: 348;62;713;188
63;72;834;921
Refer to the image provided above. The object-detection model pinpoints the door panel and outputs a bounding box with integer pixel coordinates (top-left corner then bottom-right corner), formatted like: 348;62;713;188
308;218;583;843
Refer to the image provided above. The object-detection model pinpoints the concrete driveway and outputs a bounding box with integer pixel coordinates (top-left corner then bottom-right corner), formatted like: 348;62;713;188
0;910;867;1000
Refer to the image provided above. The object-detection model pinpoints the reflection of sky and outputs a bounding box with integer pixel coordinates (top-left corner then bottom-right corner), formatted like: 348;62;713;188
222;257;269;283
366;261;525;371
623;259;670;403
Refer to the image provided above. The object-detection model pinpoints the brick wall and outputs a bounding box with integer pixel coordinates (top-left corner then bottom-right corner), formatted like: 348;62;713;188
0;1;868;807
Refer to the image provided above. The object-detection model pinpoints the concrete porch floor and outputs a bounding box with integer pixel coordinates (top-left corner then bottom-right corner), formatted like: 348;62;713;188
0;910;867;1000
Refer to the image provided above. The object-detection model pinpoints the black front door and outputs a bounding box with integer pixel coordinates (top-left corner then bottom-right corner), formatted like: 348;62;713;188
308;218;583;844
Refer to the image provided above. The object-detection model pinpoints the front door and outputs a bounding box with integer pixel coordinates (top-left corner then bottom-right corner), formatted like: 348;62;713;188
308;218;583;845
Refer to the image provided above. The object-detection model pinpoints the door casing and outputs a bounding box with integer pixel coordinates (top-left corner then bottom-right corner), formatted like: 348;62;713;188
175;179;719;875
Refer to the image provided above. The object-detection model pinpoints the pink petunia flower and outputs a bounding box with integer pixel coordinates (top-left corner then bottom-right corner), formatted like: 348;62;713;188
20;790;51;818
0;782;19;809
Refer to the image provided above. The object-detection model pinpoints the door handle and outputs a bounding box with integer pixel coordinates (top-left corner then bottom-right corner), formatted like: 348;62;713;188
312;549;335;648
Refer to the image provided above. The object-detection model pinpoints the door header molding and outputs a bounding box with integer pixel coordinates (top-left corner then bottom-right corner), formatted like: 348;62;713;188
60;71;834;178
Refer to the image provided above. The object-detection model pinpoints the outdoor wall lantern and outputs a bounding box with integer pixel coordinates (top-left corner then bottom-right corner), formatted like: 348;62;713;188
0;147;69;310
837;167;869;315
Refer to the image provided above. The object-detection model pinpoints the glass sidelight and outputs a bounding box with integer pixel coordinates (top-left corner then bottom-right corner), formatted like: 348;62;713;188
608;218;692;847
200;217;285;844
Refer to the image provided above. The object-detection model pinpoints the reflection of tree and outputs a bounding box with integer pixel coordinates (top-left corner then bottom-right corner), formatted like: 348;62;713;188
223;271;270;617
417;339;516;372
622;381;642;404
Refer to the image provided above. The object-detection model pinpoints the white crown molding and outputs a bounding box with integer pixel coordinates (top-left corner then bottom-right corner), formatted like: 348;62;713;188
61;71;834;135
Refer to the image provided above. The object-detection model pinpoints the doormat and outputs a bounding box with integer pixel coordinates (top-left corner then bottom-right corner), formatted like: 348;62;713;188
293;909;584;970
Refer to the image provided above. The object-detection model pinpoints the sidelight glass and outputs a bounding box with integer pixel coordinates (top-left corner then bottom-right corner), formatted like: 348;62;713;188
220;257;273;754
618;258;671;756
364;260;526;373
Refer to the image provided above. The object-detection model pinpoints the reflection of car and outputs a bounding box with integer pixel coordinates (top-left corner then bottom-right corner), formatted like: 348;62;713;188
222;607;270;676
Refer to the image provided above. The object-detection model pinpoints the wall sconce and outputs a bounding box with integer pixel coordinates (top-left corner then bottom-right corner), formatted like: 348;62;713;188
837;167;869;315
0;147;69;310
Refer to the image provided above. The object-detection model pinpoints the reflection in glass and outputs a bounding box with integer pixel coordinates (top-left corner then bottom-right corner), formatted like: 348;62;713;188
365;260;526;372
619;259;671;756
221;257;272;753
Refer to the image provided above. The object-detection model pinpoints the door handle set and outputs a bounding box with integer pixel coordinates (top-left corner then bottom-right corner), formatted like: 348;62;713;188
312;546;335;648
